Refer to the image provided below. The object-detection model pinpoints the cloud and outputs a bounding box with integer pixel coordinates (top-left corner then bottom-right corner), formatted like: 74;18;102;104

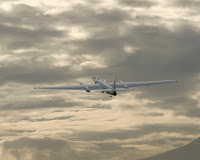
0;95;81;110
0;137;100;160
0;1;200;160
171;0;200;9
118;0;157;8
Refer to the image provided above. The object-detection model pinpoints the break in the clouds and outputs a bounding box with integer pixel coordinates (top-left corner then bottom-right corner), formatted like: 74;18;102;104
0;0;200;160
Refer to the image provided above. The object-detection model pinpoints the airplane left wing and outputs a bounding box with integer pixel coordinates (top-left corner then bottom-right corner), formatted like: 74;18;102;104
34;84;105;92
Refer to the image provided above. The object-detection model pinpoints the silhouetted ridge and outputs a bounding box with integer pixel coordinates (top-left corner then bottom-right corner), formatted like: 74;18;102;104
143;137;200;160
188;137;200;145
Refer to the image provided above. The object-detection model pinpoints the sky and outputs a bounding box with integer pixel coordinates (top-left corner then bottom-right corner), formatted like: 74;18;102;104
0;0;200;159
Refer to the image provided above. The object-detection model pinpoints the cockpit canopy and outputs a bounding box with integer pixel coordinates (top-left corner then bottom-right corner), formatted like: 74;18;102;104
92;76;101;82
92;77;96;81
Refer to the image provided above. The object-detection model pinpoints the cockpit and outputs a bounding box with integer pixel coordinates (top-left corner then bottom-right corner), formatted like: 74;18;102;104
92;76;103;83
92;77;96;81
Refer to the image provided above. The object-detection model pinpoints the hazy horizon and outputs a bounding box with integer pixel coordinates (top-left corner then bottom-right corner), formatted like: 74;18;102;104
0;0;200;159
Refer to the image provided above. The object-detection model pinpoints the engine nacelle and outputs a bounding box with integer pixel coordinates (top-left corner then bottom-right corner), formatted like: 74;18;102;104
85;86;90;92
113;91;117;96
80;83;90;92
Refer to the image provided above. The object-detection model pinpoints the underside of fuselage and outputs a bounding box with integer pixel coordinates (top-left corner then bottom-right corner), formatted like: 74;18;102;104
106;91;117;96
101;91;117;96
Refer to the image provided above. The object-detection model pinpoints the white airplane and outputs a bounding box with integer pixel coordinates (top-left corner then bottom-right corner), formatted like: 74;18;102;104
34;75;177;97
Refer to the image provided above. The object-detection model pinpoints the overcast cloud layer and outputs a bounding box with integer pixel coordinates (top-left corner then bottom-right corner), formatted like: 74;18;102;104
0;0;200;160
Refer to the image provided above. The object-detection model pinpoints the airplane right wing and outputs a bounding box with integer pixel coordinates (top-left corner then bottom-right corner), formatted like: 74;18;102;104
113;80;177;89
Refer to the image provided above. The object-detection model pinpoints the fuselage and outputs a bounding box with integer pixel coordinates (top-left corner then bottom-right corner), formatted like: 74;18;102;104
92;76;117;96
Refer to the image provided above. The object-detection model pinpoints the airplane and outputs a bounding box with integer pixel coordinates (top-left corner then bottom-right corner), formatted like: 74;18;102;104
34;75;178;97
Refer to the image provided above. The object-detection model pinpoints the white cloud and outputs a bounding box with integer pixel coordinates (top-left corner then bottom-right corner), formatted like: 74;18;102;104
68;26;90;40
123;45;138;55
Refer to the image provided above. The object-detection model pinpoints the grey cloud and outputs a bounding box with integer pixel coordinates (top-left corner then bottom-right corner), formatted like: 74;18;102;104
112;23;200;101
0;24;63;49
70;22;200;77
118;0;157;8
0;96;81;110
71;124;200;142
143;112;165;117
0;1;200;160
85;104;112;109
0;4;53;28
0;5;132;85
57;6;131;26
0;4;65;50
6;130;35;133
22;115;74;122
0;130;36;138
0;62;74;84
154;95;200;117
0;137;100;160
171;0;200;8
0;137;142;160
136;124;200;140
52;109;65;112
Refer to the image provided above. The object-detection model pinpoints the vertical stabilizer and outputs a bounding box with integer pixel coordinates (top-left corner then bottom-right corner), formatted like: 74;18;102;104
113;74;116;90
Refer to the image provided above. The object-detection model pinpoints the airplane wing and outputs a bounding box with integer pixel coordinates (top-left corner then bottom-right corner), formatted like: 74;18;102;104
113;80;177;89
34;84;104;91
34;80;177;92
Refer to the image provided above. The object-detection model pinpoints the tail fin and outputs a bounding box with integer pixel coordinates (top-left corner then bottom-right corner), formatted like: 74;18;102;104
113;74;116;90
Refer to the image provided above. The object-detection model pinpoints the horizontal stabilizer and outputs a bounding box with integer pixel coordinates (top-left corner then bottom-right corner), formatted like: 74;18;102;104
96;88;130;92
96;89;113;92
